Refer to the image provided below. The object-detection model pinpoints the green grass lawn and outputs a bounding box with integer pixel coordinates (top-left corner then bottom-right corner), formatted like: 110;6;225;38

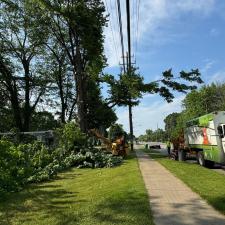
0;154;153;225
143;149;225;215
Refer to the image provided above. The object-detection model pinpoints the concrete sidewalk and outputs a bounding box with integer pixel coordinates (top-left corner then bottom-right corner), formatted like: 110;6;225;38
136;150;225;225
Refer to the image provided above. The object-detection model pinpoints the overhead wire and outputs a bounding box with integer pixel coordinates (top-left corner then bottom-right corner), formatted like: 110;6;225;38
132;0;136;60
126;0;131;68
103;0;120;65
135;0;141;61
116;0;126;73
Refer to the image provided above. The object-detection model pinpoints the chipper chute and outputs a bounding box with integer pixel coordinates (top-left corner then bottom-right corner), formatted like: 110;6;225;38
89;129;129;157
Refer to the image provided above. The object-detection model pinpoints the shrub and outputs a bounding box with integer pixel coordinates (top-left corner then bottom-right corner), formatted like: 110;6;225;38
0;140;26;192
0;124;124;193
0;140;53;191
55;122;87;152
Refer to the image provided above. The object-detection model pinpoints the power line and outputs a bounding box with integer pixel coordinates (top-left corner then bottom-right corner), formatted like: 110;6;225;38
104;0;119;64
110;0;122;60
132;0;136;59
135;0;141;61
132;0;139;61
126;0;131;66
116;0;126;73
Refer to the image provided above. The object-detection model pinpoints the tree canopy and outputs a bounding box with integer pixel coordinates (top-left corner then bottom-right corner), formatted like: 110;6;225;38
104;67;203;108
0;0;204;136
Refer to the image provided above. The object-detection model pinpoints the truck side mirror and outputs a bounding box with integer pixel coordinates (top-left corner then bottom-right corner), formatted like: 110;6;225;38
217;126;224;138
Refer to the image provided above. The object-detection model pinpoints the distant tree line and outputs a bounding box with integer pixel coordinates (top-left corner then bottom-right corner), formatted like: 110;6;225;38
138;83;225;142
138;128;167;142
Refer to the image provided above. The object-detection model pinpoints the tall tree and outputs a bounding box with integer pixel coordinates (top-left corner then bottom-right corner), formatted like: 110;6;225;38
183;83;225;118
0;0;49;131
164;112;180;139
37;0;107;132
45;42;77;123
86;79;117;130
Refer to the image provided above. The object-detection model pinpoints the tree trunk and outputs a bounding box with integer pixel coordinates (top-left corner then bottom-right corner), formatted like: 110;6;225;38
60;98;66;123
22;60;31;131
68;94;77;122
10;89;23;131
76;72;87;132
75;46;87;133
58;66;66;123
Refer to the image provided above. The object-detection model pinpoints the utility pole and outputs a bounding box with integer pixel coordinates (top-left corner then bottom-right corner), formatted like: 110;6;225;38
125;0;134;151
129;104;134;150
120;52;135;151
127;58;134;152
117;0;135;151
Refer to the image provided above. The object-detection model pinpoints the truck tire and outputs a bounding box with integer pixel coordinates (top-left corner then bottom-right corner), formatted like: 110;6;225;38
178;150;186;161
205;160;215;168
197;151;205;166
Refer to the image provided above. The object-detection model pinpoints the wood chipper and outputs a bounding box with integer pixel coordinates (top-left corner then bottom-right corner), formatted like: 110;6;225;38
90;129;129;157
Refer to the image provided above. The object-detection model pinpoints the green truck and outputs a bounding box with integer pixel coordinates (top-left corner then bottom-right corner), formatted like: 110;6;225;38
178;111;225;167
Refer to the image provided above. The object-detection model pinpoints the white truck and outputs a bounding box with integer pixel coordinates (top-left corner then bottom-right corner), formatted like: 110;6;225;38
179;111;225;167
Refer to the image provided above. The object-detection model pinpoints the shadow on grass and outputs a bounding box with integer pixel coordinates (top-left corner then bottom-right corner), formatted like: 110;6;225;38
125;152;136;159
143;150;168;160
0;173;86;225
149;153;168;159
209;196;225;215
93;192;153;225
0;154;140;225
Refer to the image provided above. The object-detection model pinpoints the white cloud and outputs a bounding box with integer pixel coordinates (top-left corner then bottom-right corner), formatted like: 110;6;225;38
176;0;214;13
201;60;215;74
142;93;156;99
104;0;215;67
116;95;185;136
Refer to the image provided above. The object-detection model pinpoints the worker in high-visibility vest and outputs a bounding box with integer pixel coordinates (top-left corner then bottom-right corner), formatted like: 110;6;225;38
166;140;171;156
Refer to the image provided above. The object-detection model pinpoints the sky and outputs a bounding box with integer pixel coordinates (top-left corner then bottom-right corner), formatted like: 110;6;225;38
103;0;225;136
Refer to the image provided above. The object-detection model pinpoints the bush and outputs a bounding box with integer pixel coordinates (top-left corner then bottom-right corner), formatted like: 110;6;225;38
0;140;54;191
0;123;124;194
55;122;87;152
0;140;27;192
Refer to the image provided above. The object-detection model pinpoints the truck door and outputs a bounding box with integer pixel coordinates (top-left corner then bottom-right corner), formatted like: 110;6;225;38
222;125;225;153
